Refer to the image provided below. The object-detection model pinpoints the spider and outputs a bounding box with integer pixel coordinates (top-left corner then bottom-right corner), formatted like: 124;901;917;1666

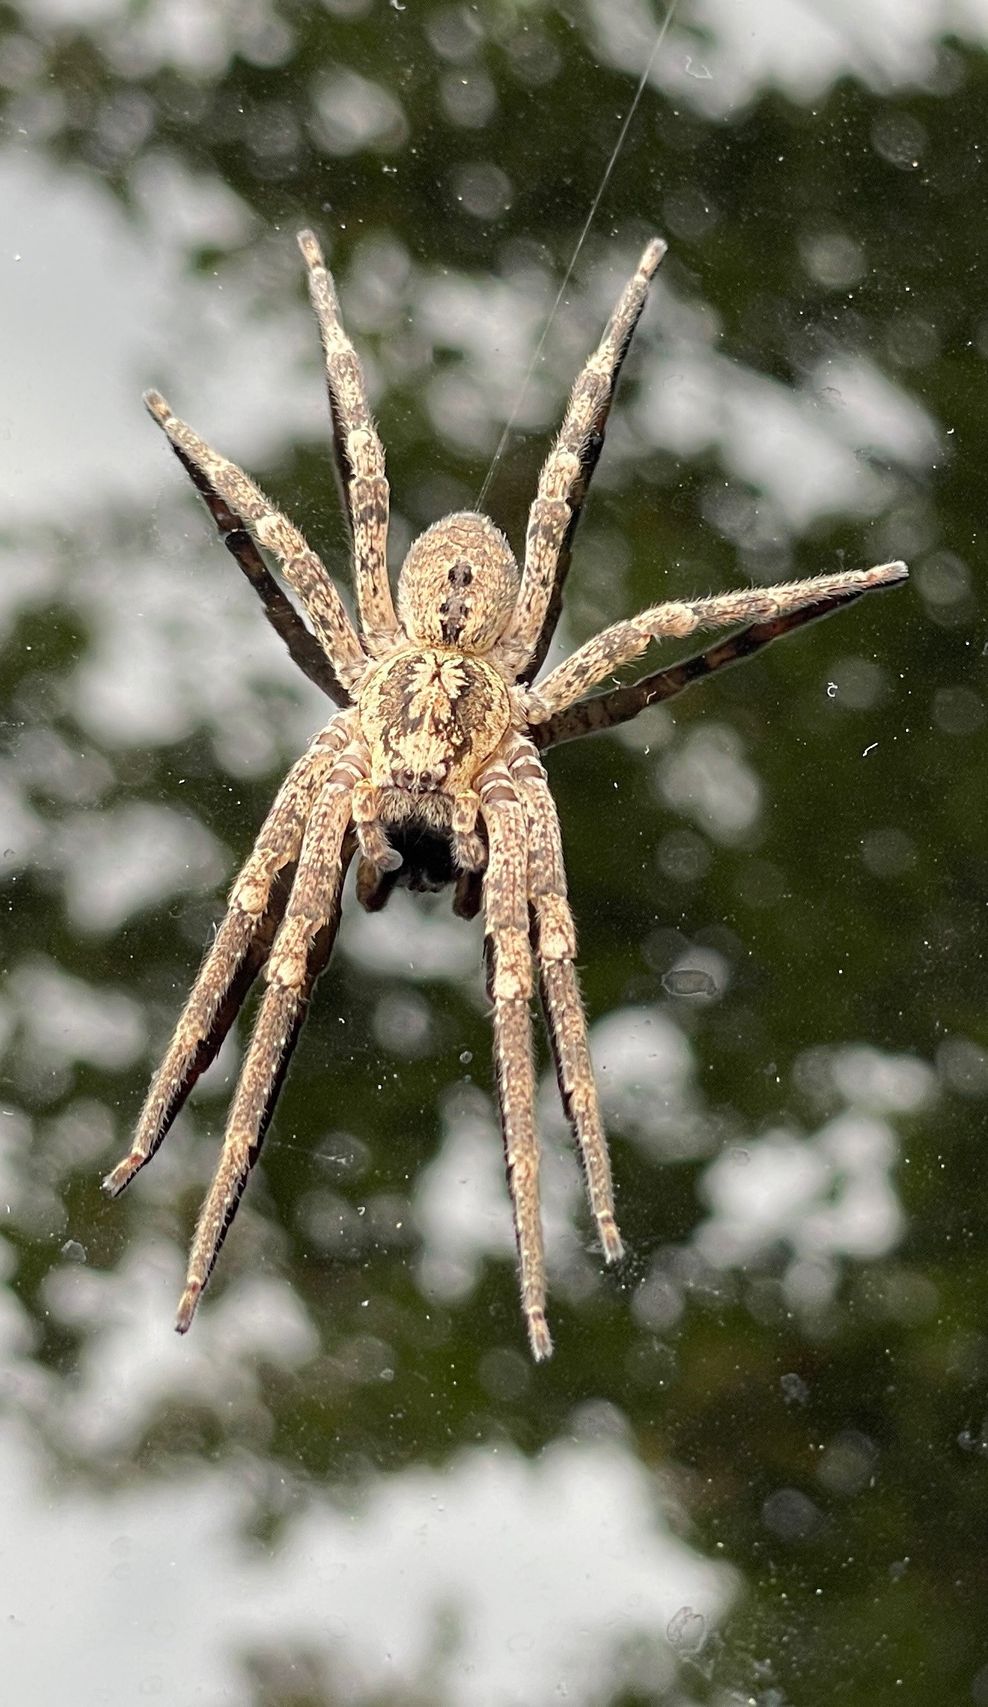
103;229;907;1360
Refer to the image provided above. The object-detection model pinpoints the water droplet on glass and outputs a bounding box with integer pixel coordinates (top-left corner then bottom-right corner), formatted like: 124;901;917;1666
780;1371;809;1406
662;968;717;998
667;1605;706;1653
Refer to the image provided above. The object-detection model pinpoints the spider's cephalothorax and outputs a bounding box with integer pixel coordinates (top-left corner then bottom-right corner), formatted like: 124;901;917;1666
104;228;907;1360
359;513;517;842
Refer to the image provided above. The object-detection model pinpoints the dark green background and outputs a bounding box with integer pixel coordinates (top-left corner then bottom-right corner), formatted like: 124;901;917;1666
2;3;986;1703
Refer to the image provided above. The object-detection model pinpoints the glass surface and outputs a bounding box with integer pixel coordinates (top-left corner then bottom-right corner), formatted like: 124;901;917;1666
1;3;985;1702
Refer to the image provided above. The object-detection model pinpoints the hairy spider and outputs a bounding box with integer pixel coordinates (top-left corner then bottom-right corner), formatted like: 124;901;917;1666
104;230;907;1359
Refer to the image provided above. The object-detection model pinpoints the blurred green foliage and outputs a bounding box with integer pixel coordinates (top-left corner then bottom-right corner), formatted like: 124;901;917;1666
2;3;987;1704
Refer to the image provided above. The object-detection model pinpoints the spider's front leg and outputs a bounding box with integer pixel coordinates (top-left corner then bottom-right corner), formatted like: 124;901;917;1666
297;229;398;653
477;758;552;1361
144;390;368;691
162;440;350;707
496;237;667;683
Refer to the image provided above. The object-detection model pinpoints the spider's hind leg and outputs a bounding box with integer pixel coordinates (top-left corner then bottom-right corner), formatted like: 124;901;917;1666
176;788;356;1332
103;726;349;1198
507;739;622;1265
530;560;909;720
478;760;552;1361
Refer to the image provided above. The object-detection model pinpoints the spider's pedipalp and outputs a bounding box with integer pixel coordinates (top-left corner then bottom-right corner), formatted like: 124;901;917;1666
352;780;403;871
497;237;667;682
478;759;551;1360
529;560;909;721
507;738;622;1263
144;390;367;688
103;722;350;1199
297;229;397;652
175;774;357;1332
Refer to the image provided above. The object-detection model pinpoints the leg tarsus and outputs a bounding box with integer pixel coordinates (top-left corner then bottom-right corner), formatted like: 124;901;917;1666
527;1308;553;1361
175;1280;201;1334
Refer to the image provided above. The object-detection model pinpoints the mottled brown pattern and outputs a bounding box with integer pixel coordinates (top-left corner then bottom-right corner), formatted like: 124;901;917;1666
359;649;511;792
534;592;870;749
478;762;549;1359
500;238;667;680
507;738;622;1264
169;442;350;705
529;561;908;721
298;229;397;652
108;229;908;1357
103;720;351;1203
397;513;519;654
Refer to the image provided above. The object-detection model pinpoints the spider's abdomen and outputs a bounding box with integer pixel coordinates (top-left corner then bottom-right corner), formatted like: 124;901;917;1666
358;647;511;794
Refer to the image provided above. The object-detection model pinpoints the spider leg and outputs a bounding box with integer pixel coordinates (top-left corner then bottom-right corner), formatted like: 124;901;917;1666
527;560;908;720
103;723;350;1197
477;758;551;1360
144;390;367;690
453;867;484;920
176;768;357;1331
298;230;397;653
534;587;871;749
506;738;622;1263
496;238;666;682
164;441;348;705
